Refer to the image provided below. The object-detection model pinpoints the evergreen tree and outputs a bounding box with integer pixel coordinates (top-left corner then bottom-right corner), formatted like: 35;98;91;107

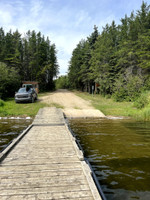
0;28;59;93
68;1;150;101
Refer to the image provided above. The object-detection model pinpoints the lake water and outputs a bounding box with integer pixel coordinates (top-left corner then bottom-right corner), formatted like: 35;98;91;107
0;118;32;152
0;117;150;200
69;118;150;200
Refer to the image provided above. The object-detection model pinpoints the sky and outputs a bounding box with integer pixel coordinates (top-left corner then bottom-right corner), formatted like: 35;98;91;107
0;0;149;75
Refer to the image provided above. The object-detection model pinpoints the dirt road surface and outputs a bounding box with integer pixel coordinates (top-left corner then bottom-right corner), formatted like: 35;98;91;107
40;89;105;118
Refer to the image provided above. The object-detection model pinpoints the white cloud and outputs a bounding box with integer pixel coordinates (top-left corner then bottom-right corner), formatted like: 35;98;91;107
30;0;43;17
58;58;69;75
48;32;82;75
0;10;12;24
0;2;14;25
75;10;91;27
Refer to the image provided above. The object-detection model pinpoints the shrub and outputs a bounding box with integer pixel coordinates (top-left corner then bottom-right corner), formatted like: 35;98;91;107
134;91;150;109
112;89;127;102
113;74;144;102
0;62;21;99
142;107;150;121
135;107;150;121
55;76;69;89
0;99;5;107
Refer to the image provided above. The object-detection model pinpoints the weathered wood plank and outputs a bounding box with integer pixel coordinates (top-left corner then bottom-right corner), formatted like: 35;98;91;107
0;163;82;173
2;156;79;165
0;169;84;178
0;191;94;200
0;107;102;200
0;184;90;195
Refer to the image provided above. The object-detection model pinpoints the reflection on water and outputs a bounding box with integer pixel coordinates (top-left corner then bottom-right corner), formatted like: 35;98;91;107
69;118;150;200
0;119;32;152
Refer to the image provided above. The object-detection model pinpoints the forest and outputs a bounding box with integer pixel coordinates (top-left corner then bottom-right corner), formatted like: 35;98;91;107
1;1;150;106
0;29;59;99
66;2;150;104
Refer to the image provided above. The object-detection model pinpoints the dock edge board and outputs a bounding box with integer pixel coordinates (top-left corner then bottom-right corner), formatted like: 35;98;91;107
65;120;107;200
0;124;33;163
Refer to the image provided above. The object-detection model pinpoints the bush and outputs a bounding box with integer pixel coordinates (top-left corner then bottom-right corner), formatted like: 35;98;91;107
134;91;150;109
113;74;144;102
0;62;21;99
135;106;150;121
142;107;150;121
55;76;69;89
0;99;5;107
112;89;127;102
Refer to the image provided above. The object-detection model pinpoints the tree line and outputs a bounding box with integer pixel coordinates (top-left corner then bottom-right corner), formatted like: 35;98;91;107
0;29;59;99
67;2;150;102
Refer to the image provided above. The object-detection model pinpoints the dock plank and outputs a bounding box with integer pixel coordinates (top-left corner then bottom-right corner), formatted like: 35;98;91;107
0;107;102;200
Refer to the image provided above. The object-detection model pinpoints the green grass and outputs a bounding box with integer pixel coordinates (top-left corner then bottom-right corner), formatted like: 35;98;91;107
1;90;150;121
38;92;53;97
134;106;150;121
0;92;64;117
75;91;150;120
0;98;49;117
48;102;64;109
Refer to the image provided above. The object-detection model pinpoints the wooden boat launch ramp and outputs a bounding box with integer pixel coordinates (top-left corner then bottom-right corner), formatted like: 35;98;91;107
0;107;104;200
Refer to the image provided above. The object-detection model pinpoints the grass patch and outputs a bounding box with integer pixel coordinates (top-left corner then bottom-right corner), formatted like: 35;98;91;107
134;105;150;121
38;92;52;97
0;92;64;117
49;103;64;109
74;91;140;118
75;91;150;121
73;106;80;109
0;99;49;117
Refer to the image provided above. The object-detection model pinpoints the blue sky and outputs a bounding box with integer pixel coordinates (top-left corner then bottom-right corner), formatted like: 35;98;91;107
0;0;148;75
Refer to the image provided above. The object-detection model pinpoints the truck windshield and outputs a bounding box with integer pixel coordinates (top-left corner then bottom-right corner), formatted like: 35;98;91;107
18;88;27;93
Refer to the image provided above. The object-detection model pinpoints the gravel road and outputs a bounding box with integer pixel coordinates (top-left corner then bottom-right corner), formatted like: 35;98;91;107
40;89;105;118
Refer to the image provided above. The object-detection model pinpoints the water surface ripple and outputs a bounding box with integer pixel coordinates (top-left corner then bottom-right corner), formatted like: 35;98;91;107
69;118;150;200
0;119;32;152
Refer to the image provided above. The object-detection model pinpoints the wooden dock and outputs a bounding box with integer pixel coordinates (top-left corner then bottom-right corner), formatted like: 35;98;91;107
0;107;104;200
